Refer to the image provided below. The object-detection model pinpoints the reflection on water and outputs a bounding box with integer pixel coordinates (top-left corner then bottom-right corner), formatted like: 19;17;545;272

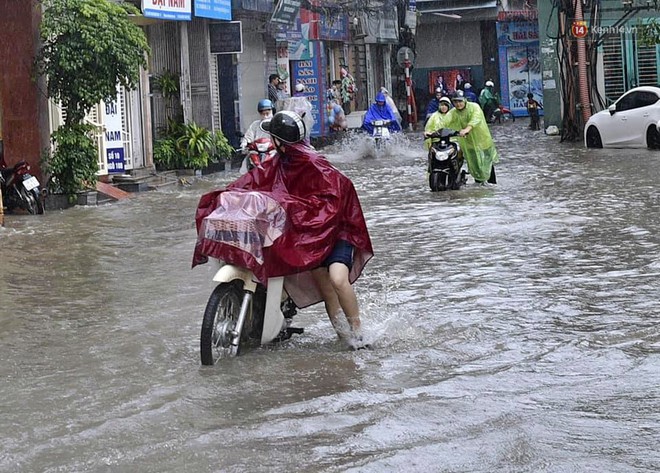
2;124;660;472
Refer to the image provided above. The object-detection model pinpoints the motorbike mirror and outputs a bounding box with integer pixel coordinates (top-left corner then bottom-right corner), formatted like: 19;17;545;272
608;104;616;116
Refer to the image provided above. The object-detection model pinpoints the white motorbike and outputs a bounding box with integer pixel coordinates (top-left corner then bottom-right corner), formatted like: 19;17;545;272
370;119;392;151
200;267;302;364
198;191;303;365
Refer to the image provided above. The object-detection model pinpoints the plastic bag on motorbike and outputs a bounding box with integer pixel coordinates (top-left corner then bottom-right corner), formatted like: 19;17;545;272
200;191;287;264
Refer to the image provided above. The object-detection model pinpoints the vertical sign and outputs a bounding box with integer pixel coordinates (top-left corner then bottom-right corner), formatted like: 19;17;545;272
142;0;192;21
194;0;231;20
291;42;326;137
104;93;125;174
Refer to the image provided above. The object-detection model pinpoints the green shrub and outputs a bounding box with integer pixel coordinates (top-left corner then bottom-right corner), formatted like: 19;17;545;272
38;0;149;197
44;124;99;201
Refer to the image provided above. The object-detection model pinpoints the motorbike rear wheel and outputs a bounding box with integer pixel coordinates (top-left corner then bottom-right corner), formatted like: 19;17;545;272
501;111;515;123
18;185;43;215
200;281;250;365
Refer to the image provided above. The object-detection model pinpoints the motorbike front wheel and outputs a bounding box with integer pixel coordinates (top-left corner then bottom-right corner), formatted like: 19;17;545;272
429;171;446;192
200;281;248;365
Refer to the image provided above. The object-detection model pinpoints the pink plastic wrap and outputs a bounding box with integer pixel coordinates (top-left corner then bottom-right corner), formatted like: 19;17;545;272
201;191;286;264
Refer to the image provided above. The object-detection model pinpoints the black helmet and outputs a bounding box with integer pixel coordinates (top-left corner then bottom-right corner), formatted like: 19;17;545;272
260;110;306;143
451;90;466;101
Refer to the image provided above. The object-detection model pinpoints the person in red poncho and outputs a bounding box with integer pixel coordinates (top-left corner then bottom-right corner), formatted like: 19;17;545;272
193;111;374;350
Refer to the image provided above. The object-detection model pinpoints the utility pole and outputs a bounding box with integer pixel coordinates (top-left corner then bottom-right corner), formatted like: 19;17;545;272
179;22;193;124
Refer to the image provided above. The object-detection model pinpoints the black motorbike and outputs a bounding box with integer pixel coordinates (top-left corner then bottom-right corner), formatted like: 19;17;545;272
1;151;45;215
426;128;467;192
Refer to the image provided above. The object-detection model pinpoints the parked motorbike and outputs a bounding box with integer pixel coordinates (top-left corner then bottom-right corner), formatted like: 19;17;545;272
0;153;44;215
198;197;304;364
490;104;515;124
426;128;467;192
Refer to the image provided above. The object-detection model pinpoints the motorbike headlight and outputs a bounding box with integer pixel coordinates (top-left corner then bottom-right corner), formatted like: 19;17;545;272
432;149;451;161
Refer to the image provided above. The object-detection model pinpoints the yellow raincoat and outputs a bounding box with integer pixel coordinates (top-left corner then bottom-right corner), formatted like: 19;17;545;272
424;102;499;183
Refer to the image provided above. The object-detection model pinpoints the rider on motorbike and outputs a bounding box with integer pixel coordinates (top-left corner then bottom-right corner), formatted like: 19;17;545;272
479;80;499;124
361;91;402;135
194;111;374;350
240;99;274;150
424;90;499;184
239;99;274;173
425;87;446;122
423;96;452;149
463;83;478;103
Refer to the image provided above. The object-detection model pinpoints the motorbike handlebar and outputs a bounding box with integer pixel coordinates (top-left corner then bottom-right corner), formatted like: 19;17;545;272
425;128;460;139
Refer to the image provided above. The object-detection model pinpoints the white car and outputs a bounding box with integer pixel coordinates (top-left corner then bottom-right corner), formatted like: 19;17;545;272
584;86;660;149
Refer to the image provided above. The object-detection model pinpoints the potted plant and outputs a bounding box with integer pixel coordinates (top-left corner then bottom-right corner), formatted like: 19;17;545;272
153;122;234;174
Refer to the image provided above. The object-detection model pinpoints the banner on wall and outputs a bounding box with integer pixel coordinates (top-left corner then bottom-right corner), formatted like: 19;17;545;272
317;13;348;41
427;69;472;95
271;0;301;26
142;0;191;20
277;46;291;96
291;43;326;137
496;21;542;116
283;7;348;58
286;10;314;60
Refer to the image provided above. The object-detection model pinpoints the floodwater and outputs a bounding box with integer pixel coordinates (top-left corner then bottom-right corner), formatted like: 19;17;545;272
1;122;659;472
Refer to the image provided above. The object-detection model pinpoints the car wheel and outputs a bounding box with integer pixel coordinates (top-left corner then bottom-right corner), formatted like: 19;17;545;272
586;126;603;148
646;126;660;150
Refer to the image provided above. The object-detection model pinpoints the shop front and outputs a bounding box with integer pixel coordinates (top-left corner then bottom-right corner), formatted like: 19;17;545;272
277;6;350;137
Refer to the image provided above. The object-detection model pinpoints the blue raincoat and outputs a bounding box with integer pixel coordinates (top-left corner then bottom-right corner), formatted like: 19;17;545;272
362;92;402;134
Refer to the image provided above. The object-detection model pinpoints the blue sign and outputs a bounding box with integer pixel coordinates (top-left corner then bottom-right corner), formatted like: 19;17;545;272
291;43;327;137
107;148;125;174
194;0;232;20
318;13;348;41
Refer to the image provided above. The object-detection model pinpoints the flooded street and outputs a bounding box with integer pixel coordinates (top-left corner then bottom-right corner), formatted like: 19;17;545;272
2;124;660;472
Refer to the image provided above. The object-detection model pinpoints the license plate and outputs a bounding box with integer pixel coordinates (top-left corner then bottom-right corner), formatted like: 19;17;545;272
23;176;40;191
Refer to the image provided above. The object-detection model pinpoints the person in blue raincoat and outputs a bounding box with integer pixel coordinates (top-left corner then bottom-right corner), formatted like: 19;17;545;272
463;83;478;103
362;92;402;135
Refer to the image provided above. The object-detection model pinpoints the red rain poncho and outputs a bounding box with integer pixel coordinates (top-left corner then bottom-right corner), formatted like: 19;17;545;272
193;142;373;308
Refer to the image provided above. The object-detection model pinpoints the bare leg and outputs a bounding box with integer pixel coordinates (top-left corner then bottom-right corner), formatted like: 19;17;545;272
311;264;361;336
312;267;342;334
327;262;361;333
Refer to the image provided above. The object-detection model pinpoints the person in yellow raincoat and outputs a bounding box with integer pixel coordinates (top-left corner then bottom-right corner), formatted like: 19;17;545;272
424;90;499;184
423;96;451;147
